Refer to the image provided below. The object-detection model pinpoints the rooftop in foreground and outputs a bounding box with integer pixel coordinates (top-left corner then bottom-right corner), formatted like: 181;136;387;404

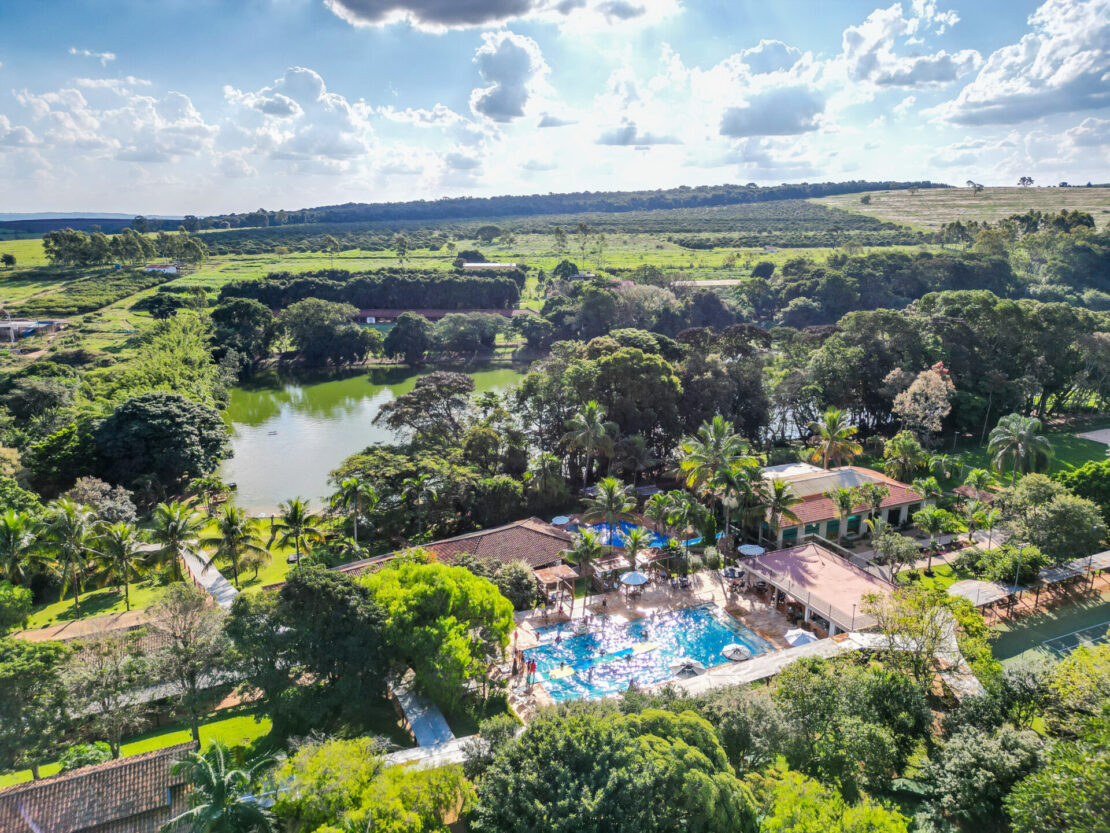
743;542;895;632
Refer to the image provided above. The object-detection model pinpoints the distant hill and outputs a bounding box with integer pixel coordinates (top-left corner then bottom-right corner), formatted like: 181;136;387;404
0;212;183;221
203;180;946;230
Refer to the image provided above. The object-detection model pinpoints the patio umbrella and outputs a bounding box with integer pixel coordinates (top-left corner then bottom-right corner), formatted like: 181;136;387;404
785;628;819;647
620;570;650;587
739;544;766;557
551;515;571;526
669;658;707;677
721;643;752;662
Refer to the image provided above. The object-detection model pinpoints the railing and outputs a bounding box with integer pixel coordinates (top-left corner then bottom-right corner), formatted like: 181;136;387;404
742;559;878;631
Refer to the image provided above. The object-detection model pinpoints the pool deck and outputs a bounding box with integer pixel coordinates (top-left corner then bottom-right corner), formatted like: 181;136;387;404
507;570;796;717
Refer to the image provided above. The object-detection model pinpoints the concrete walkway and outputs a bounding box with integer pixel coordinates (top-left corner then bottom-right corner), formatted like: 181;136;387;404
385;736;473;771
392;675;455;747
181;549;239;609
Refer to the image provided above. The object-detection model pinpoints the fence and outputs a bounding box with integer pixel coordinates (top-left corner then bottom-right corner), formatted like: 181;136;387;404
742;559;878;631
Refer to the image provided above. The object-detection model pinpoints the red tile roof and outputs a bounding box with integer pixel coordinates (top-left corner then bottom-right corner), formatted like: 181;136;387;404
780;467;923;527
335;517;573;577
0;743;195;833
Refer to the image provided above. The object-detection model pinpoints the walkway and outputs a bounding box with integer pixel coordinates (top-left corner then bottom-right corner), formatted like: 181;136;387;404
385;736;473;771
181;549;239;609
391;674;455;748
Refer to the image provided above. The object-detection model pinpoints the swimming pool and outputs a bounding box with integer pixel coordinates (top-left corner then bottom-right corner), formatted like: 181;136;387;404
523;603;773;701
573;520;672;548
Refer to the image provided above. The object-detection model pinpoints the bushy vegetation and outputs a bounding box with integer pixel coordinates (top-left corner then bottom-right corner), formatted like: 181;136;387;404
16;269;175;317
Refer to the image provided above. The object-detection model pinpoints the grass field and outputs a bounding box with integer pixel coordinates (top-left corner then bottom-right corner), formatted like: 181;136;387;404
816;186;1110;231
0;704;274;788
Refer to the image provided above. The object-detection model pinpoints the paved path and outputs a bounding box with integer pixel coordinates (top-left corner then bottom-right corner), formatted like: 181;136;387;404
385;736;473;771
392;675;455;747
181;549;239;609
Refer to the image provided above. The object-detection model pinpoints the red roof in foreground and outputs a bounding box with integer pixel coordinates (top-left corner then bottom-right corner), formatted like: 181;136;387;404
0;743;195;833
784;467;923;527
336;517;573;577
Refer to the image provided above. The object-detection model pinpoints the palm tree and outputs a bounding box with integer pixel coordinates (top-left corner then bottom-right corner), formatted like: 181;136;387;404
882;431;928;483
97;522;145;610
524;452;564;505
981;507;1002;549
622;526;651;571
0;509;41;584
563;400;616;487
825;487;858;547
912;505;957;573
149;501;206;582
928;454;960;481
570;529;606;589
644;492;677;539
807;407;863;469
167;741;276;833
617;435;658;485
400;474;438;539
274;498;324;562
854;482;890;535
40;499;99;617
911;476;943;502
709;464;747;551
678;416;750;493
329;476;378;546
988;413;1054;485
188;475;227;515
766;480;802;544
201;506;269;589
963;468;993;494
584;477;635;554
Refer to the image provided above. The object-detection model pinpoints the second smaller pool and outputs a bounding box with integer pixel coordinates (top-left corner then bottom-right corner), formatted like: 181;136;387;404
573;520;671;549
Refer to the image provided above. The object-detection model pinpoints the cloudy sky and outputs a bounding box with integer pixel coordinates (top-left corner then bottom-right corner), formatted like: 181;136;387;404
1;0;1108;215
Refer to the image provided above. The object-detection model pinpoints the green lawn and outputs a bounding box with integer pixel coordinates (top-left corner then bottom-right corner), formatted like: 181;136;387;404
896;563;974;592
24;578;169;630
0;703;273;788
952;420;1110;480
990;586;1110;666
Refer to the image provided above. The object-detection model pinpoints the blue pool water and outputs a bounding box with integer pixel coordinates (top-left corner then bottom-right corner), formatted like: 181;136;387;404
574;520;671;548
523;603;773;701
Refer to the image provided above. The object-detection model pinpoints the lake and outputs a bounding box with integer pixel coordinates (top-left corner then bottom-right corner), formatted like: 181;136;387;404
220;365;527;513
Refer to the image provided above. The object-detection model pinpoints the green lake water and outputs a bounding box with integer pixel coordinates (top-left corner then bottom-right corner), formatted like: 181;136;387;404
220;365;526;512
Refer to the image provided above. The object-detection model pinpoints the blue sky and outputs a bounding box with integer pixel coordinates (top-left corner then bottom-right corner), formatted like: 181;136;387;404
0;0;1107;214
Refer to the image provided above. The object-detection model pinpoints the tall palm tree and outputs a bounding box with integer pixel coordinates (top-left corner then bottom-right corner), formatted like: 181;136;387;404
40;499;99;617
188;475;227;516
0;509;41;584
882;431;928;483
274;498;324;562
524;452;564;505
570;529;606;589
988;413;1054;485
825;487;858;547
854;482;890;535
167;741;276;833
622;526;651;571
644;492;677;539
563;400;616;487
766;480;802;544
912;505;957;573
329;476;378;546
807;407;863;469
584;477;635;554
400;474;438;539
97;522;145;611
201;506;269;589
149;501;206;583
678;416;750;493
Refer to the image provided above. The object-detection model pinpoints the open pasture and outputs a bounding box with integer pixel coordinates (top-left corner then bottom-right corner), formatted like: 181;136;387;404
817;185;1110;231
